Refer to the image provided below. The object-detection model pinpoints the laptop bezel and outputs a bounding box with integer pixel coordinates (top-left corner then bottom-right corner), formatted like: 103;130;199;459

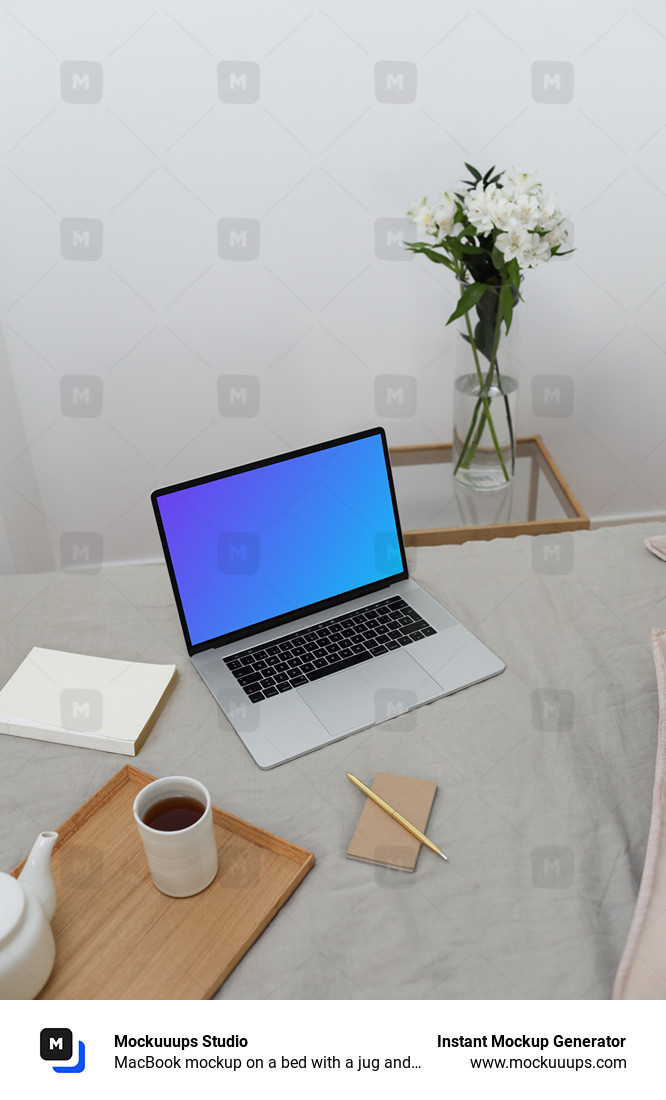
151;426;409;656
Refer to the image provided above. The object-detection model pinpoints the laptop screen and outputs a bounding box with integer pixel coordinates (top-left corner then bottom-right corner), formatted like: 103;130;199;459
152;429;407;652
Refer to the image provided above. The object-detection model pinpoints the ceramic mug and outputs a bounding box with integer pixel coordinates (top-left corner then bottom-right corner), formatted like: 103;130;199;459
133;776;218;898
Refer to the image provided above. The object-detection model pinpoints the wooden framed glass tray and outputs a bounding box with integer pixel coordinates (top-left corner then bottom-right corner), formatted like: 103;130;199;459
389;435;589;544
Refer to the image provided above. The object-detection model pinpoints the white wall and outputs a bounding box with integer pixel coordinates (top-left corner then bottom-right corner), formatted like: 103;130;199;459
1;0;665;572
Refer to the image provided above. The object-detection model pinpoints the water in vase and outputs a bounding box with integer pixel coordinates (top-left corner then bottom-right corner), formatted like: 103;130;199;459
453;372;518;492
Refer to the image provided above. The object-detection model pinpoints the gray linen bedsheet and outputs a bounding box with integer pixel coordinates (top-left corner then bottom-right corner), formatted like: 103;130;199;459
1;521;665;999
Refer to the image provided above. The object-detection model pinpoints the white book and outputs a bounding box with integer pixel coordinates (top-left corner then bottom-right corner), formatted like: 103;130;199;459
0;647;178;755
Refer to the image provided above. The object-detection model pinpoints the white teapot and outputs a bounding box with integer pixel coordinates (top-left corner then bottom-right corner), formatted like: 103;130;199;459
0;831;58;999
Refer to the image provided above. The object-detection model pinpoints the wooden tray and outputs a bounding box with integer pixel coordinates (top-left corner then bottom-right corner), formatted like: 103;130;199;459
12;765;315;999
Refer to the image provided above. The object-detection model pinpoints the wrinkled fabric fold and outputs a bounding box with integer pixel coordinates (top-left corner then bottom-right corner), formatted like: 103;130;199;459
645;535;666;562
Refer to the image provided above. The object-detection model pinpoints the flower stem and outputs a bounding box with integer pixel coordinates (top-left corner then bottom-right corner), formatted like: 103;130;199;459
453;394;485;474
489;293;516;477
498;370;516;476
454;299;509;481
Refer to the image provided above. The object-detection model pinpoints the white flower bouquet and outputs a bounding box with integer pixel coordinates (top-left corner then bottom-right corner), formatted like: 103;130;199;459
406;163;571;486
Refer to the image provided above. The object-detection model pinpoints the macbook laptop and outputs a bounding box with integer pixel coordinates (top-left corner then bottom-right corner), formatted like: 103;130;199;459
151;426;505;768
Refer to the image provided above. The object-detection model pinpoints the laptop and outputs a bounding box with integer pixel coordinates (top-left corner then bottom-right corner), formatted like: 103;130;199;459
151;426;505;768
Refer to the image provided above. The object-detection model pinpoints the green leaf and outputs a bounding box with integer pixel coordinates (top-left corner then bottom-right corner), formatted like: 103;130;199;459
491;247;506;271
506;257;521;290
418;248;456;269
404;241;443;254
476;287;500;327
403;241;456;270
413;240;450;250
500;282;513;335
473;320;494;361
464;162;481;181
457;241;486;255
446;282;490;326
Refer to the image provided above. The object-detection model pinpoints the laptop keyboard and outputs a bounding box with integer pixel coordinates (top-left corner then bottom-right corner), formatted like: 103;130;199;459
223;595;436;703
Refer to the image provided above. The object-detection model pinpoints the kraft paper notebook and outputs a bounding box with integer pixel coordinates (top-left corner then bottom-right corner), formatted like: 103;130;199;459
0;647;177;755
346;772;438;872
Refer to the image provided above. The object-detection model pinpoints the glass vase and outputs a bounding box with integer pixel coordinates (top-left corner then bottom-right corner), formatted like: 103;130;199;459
452;285;518;492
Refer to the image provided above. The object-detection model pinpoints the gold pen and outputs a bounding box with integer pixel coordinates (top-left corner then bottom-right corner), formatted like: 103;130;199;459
346;772;448;862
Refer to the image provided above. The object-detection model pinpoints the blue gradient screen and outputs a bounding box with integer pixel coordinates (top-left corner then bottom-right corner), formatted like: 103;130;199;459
155;433;404;647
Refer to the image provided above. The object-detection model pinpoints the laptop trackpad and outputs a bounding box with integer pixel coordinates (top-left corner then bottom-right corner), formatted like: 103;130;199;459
298;650;442;737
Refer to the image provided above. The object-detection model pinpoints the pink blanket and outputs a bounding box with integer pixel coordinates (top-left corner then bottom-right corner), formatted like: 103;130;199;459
613;628;666;998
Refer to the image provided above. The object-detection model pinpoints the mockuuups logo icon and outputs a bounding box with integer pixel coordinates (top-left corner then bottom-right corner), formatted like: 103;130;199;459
531;61;574;104
374;219;413;261
218;374;260;416
41;1029;72;1061
374;847;417;890
532;689;574;732
217;218;260;260
374;531;402;573
61;845;104;890
217;688;260;733
60;689;103;732
218;61;260;103
60;61;103;103
374;375;417;418
374;61;417;103
531;533;574;575
60;219;103;260
60;375;103;417
60;532;104;572
531;375;574;418
531;846;574;888
218;531;260;574
40;1028;86;1073
374;688;417;732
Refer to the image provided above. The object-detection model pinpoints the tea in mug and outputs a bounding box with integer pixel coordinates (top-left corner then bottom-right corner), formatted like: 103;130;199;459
142;796;205;832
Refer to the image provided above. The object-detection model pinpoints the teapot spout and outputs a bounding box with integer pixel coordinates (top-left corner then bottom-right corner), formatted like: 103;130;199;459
18;831;58;921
